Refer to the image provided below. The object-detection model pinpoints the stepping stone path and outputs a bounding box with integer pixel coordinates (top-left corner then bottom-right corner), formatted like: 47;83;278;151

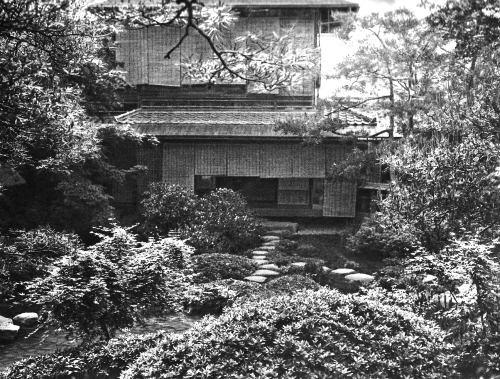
244;231;376;285
345;273;375;283
331;268;356;275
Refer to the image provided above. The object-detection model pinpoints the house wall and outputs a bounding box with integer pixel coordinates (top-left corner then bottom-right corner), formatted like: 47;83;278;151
136;141;360;217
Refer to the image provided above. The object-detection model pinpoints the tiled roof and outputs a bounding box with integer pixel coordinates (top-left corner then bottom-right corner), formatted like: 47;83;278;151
116;107;380;138
95;0;358;8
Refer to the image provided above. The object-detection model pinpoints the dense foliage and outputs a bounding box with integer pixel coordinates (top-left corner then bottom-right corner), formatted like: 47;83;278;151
27;226;194;340
0;227;82;299
191;253;257;283
142;184;262;255
122;289;457;379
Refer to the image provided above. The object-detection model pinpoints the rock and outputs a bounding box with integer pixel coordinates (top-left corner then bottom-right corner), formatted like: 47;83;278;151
261;241;280;246
252;250;269;256
244;275;267;283
291;262;307;268
13;312;38;327
253;269;280;277
331;268;356;275
258;246;276;251
259;264;281;271
0;316;19;342
255;260;269;265
252;256;267;261
261;236;280;242
322;266;331;272
422;274;438;284
345;273;375;283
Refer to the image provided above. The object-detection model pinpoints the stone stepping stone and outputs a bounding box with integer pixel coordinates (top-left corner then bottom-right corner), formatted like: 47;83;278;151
259;264;281;271
253;255;267;260
345;273;375;283
0;316;19;342
253;269;280;277
255;260;269;265
261;236;280;242
290;262;307;268
13;312;38;327
323;266;331;272
252;250;269;256
258;246;275;251
331;268;356;275
262;241;280;246
422;274;437;284
244;275;267;283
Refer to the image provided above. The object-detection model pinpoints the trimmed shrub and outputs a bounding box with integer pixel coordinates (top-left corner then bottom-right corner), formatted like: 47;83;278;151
347;217;417;258
265;275;320;294
122;288;458;379
140;183;198;237
182;189;262;255
0;333;161;379
182;279;263;315
191;253;257;284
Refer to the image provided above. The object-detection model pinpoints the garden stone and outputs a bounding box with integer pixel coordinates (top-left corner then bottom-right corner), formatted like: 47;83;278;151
252;250;269;256
259;264;280;271
244;275;267;283
261;236;280;242
252;256;267;261
422;274;438;284
322;266;331;272
13;312;38;327
331;268;356;275
255;260;269;265
345;273;375;283
258;246;276;251
262;241;280;246
291;262;307;268
0;316;19;342
253;269;280;277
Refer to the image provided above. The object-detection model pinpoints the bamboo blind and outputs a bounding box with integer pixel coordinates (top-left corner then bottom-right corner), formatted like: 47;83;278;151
279;18;315;96
366;163;382;183
292;145;326;177
278;178;309;190
195;144;227;175
322;179;357;217
137;145;163;196
180;29;213;85
260;144;293;178
163;143;195;189
278;190;310;205
148;26;181;86
227;144;260;176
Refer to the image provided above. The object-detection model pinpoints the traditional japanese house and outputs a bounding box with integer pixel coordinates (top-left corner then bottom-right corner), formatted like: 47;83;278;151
106;0;389;219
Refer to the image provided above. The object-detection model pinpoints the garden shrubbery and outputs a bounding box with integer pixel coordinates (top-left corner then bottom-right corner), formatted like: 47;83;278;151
122;288;458;379
347;217;418;258
141;184;262;255
27;226;194;340
191;253;257;283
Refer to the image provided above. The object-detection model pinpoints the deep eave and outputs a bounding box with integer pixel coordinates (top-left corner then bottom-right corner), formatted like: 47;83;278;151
115;107;384;139
94;0;359;9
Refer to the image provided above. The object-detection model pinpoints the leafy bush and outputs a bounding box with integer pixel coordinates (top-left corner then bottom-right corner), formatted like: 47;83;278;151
182;189;262;255
1;333;161;379
183;279;263;315
0;227;83;298
347;217;417;258
27;226;194;340
141;185;261;255
191;253;257;283
265;275;320;294
141;183;198;237
122;288;458;379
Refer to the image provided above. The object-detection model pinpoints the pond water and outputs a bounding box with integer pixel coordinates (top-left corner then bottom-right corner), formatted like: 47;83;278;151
0;314;201;372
